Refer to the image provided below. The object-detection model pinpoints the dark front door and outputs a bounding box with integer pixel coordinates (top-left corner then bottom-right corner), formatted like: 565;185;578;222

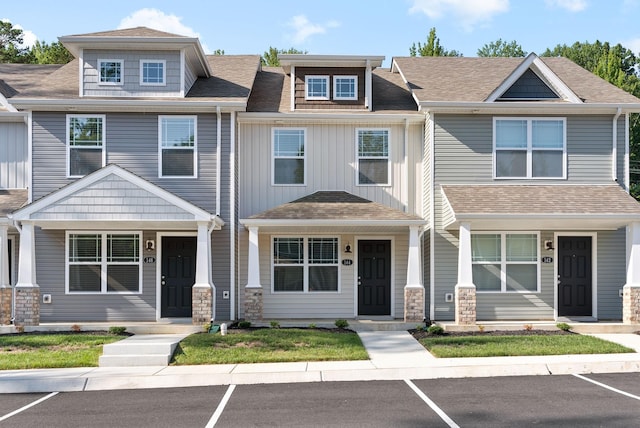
358;240;391;316
558;236;592;317
161;236;197;318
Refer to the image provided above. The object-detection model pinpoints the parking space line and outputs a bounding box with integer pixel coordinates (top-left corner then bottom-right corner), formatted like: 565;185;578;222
205;384;236;428
0;392;59;422
404;380;460;428
573;374;640;401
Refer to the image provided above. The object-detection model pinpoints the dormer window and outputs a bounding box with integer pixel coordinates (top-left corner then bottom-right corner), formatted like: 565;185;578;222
333;76;357;100
305;75;329;100
98;59;123;84
140;60;166;86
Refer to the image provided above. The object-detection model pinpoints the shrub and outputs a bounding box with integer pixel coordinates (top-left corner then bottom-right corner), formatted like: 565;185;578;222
334;319;349;329
523;324;533;331
270;320;281;329
237;321;251;328
477;324;485;332
108;326;127;335
71;324;82;332
557;322;572;332
308;323;317;329
427;324;444;335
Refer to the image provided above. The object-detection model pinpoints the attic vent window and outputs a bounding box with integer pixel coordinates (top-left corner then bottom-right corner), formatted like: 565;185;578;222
98;59;123;85
499;69;559;100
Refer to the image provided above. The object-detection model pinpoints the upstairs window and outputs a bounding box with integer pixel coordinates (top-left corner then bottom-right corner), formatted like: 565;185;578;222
333;76;357;100
140;60;166;85
159;116;197;178
305;75;329;100
67;115;105;177
273;237;339;292
273;128;305;185
494;118;565;179
98;59;123;84
357;129;390;185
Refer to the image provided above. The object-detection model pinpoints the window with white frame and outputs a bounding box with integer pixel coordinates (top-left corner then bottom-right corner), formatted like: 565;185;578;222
357;129;390;185
305;75;329;100
273;128;305;185
98;59;123;84
494;118;565;179
67;232;141;293
67;115;105;177
472;232;539;293
159;116;197;177
273;237;339;292
333;76;357;100
140;60;166;85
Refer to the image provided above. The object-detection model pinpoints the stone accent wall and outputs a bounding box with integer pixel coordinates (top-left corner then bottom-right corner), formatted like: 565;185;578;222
14;287;40;326
623;286;640;324
244;287;263;321
192;287;213;325
404;287;425;322
0;287;11;325
455;286;476;325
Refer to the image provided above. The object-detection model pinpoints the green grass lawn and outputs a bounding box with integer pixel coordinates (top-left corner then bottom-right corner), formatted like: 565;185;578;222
418;334;634;358
172;328;368;365
0;333;125;369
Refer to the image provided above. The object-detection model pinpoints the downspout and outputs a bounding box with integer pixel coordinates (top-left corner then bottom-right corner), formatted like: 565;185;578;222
613;107;622;183
625;113;630;190
428;112;436;322
27;111;33;203
8;218;21;324
403;118;409;212
230;111;236;320
208;106;222;321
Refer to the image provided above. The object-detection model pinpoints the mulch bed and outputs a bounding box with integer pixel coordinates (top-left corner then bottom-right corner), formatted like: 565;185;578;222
410;329;574;340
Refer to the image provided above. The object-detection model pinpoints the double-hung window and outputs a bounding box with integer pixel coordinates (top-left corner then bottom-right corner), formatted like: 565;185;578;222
494;118;566;179
273;128;305;185
333;76;357;100
140;60;166;85
67;232;141;294
273;237;339;292
472;232;539;293
67;115;105;177
159;116;197;177
98;59;123;84
357;129;390;185
305;75;329;100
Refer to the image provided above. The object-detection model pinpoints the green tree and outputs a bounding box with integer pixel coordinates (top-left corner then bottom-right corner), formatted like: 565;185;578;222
477;39;527;57
211;49;225;55
261;46;307;66
409;27;461;57
0;20;31;63
31;40;74;64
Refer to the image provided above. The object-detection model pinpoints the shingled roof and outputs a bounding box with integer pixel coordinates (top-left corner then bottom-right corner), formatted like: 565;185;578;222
62;27;188;38
0;189;28;217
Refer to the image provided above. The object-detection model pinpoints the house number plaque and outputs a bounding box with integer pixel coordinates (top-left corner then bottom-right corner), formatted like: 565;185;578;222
144;257;156;264
541;257;553;263
342;259;353;266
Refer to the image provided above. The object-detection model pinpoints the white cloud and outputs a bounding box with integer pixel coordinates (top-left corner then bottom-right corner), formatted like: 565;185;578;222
409;0;509;32
545;0;588;12
118;8;211;52
1;18;38;48
622;37;640;55
287;15;341;44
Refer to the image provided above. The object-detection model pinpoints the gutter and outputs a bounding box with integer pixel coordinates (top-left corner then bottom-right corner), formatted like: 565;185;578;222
9;99;248;112
613;107;622;183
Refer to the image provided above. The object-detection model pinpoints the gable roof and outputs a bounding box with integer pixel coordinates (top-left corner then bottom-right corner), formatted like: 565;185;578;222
64;27;188;38
392;54;640;111
0;189;28;217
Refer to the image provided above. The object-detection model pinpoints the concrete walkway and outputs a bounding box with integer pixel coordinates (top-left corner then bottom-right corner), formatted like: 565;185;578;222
1;332;640;393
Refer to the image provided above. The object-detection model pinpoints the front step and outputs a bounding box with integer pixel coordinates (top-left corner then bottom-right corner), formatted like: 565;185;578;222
99;334;188;367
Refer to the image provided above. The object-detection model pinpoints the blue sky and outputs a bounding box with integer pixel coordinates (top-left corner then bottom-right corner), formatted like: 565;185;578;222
3;0;640;66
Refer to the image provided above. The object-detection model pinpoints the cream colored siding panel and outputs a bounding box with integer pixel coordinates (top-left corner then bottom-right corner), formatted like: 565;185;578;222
0;122;28;189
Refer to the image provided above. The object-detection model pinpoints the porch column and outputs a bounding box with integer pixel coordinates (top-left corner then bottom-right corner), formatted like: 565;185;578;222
455;222;476;325
192;222;213;325
623;222;640;323
14;221;39;326
404;225;425;322
244;226;263;321
0;224;11;325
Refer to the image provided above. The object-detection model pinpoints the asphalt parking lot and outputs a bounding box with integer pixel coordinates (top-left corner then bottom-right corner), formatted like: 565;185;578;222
2;373;640;427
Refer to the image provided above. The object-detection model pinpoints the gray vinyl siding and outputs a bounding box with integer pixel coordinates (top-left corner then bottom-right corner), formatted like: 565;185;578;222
0;122;28;189
32;112;224;213
238;120;423;218
184;62;197;94
83;50;181;97
36;229;157;322
597;228;626;320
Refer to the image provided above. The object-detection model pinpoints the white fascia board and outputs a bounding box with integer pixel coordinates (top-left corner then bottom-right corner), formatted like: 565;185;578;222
280;55;385;73
420;102;640;115
391;58;421;109
237;112;424;124
0;112;27;122
12;164;215;222
0;94;17;112
240;219;427;228
9;99;247;113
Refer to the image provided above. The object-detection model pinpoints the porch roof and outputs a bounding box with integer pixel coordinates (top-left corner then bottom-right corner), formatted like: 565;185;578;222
441;184;640;231
0;189;28;218
241;191;425;231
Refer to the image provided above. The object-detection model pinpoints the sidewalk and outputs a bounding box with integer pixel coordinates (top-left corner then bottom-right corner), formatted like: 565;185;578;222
1;332;640;393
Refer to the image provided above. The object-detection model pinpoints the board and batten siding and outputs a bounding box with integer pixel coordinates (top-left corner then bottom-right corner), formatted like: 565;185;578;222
237;120;423;218
0;122;28;189
36;229;157;322
32;112;225;213
83;50;181;97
